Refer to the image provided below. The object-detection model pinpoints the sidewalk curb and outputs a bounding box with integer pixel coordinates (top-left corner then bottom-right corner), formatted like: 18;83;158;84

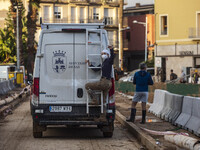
0;90;30;118
115;110;166;150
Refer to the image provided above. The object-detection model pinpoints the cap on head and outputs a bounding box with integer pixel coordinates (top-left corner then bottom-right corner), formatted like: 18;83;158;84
102;49;110;57
139;63;147;70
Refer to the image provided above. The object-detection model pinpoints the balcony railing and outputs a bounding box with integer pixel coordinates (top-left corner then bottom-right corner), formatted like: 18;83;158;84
189;28;200;40
105;0;118;2
39;16;118;26
40;0;71;2
89;0;102;3
69;0;88;2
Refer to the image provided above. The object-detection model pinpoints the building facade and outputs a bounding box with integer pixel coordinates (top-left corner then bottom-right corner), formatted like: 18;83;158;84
0;0;28;28
155;0;200;81
37;0;125;55
123;3;154;71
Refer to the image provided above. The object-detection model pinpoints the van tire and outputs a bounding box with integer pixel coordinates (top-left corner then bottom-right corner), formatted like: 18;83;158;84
103;131;113;138
102;122;114;138
33;122;46;138
33;132;42;138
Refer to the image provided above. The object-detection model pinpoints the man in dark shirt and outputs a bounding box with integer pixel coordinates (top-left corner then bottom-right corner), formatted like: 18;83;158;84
126;63;153;124
170;69;177;81
85;45;114;104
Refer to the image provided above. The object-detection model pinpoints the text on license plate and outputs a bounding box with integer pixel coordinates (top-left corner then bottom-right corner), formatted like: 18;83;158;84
49;106;72;112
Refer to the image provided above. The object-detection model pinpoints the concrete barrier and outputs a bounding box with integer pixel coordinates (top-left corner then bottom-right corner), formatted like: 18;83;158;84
175;96;193;128
148;89;168;117
159;92;173;120
184;97;200;136
168;94;183;124
0;79;15;95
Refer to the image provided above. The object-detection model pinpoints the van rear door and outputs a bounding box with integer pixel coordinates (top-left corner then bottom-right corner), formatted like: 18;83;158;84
39;31;85;104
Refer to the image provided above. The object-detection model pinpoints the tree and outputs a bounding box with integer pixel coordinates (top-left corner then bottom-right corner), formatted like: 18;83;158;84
10;0;26;65
26;0;40;74
0;0;27;65
0;28;16;63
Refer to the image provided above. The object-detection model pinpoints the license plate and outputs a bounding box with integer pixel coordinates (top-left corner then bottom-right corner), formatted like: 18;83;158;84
49;106;72;112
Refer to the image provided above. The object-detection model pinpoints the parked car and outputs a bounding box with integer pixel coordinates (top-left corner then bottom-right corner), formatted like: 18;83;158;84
119;68;154;82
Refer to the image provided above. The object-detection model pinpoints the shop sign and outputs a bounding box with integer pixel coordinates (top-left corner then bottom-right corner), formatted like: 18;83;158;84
179;51;193;55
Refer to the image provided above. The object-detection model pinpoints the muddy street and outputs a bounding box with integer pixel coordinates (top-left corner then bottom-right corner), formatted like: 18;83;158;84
0;98;143;150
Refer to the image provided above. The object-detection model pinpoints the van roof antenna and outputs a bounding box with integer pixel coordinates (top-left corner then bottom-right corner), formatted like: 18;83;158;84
40;17;42;25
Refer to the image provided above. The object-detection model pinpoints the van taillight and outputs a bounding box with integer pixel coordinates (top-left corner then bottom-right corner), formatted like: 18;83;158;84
109;78;115;97
109;78;115;106
33;78;39;97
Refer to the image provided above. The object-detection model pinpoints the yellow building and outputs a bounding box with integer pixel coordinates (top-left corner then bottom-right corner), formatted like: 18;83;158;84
155;0;200;81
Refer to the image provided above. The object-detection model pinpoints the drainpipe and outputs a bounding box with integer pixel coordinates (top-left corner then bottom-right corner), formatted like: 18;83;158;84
118;0;123;71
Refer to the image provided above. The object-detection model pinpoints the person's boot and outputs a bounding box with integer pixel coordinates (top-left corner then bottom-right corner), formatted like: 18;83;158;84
140;110;146;124
126;108;136;122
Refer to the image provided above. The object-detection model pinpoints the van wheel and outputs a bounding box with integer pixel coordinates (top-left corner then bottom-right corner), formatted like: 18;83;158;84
33;132;42;138
102;122;114;138
103;131;113;138
33;122;45;138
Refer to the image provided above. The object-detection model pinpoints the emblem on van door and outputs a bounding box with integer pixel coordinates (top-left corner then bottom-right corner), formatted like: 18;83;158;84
52;50;67;73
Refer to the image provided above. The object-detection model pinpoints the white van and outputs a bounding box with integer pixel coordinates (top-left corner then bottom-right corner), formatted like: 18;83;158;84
31;23;115;138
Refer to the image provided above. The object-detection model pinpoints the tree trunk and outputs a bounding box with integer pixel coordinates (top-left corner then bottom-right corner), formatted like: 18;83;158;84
27;0;39;74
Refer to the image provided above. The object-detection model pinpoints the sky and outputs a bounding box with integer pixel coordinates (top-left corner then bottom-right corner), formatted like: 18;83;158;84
125;0;154;8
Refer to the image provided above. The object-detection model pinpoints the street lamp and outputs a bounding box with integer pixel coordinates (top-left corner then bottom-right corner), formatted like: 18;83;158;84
13;3;20;71
118;25;130;71
133;17;148;62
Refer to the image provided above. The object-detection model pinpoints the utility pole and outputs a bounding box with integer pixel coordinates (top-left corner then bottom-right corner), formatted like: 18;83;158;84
119;0;123;71
13;2;21;72
16;6;20;71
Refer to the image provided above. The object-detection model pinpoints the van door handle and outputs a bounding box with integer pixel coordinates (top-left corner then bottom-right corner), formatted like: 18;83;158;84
77;88;83;98
37;53;44;58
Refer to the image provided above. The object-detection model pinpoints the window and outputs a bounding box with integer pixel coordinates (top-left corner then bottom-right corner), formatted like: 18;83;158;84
194;57;200;68
71;7;76;23
80;7;84;23
107;31;114;46
93;8;99;20
54;6;61;19
160;15;168;35
197;13;200;37
126;31;130;41
43;6;50;20
104;8;113;25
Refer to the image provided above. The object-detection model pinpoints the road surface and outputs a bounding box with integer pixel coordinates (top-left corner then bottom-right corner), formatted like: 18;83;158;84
0;97;144;150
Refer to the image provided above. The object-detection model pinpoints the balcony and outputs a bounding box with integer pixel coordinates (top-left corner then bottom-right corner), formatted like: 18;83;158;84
69;0;89;3
40;0;57;3
104;17;118;26
89;0;102;4
41;17;69;23
188;28;200;41
40;0;69;3
38;16;118;26
104;0;120;6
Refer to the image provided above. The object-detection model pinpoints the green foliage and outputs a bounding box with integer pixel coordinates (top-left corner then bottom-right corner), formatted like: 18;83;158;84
0;10;16;63
145;57;155;68
0;1;27;63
